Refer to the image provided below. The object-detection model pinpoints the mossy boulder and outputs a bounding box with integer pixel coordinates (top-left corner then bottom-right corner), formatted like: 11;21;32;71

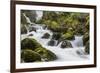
50;21;59;29
85;40;90;54
41;33;50;39
21;49;41;62
21;38;42;50
60;40;73;48
83;32;89;45
21;25;27;34
34;47;57;61
61;32;75;40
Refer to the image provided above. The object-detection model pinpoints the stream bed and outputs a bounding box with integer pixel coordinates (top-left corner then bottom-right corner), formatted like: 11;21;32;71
21;24;89;62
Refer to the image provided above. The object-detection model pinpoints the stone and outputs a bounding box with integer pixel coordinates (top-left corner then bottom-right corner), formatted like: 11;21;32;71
41;33;50;39
48;39;56;46
21;38;42;50
61;40;73;48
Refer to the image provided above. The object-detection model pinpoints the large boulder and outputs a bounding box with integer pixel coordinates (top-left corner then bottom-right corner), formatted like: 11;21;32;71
21;38;42;50
60;40;73;48
48;39;56;46
83;32;89;45
85;40;90;54
41;33;50;39
21;49;41;62
34;47;57;61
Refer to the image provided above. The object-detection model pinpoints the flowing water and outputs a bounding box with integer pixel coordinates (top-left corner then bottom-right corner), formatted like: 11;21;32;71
21;13;89;62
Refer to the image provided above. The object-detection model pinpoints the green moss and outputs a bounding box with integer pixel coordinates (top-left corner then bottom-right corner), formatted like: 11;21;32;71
62;31;74;40
21;49;41;62
34;47;57;61
50;21;59;28
21;38;42;50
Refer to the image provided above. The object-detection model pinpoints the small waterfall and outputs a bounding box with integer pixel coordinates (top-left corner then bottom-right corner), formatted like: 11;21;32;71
23;13;32;24
70;36;83;48
36;11;43;21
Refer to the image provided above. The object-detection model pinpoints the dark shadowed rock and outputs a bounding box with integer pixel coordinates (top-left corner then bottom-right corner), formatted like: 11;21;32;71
61;40;72;48
28;34;33;36
52;32;61;40
41;33;50;39
48;39;56;46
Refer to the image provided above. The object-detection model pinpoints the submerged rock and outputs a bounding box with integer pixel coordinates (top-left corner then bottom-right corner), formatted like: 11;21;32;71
41;33;50;39
21;49;41;62
21;38;42;50
60;40;73;48
34;47;57;61
48;39;56;46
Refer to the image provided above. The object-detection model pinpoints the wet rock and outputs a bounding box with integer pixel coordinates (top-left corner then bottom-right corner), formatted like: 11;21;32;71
61;40;73;48
28;33;33;36
48;39;55;46
52;32;61;40
41;33;50;39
